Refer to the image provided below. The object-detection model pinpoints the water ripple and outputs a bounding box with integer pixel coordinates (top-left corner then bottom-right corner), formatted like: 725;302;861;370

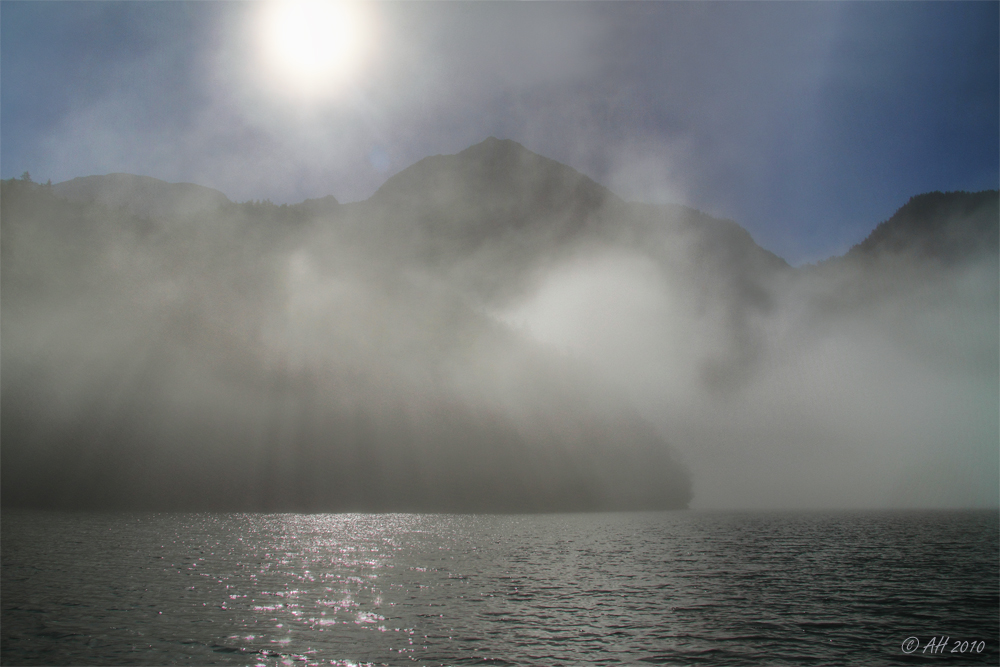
2;510;997;666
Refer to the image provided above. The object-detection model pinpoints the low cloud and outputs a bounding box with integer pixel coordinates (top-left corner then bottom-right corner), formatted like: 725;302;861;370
2;142;996;511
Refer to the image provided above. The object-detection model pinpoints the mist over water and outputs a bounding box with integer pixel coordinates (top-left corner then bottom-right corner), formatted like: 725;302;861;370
3;5;998;667
506;237;999;509
1;141;997;511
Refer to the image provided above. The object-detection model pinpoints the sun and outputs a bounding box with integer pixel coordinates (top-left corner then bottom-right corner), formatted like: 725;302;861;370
257;0;370;99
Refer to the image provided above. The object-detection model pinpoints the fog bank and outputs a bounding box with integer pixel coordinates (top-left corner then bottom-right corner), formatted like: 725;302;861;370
2;141;996;510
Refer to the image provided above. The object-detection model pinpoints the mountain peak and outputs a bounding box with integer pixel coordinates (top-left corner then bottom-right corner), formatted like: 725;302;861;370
456;136;530;160
368;137;620;219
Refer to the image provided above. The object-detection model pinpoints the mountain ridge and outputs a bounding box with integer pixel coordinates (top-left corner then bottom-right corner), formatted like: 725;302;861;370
846;189;999;264
52;172;232;220
1;138;996;512
37;139;995;267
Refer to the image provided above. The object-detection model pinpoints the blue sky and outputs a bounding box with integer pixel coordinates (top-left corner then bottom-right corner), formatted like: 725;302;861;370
2;1;997;264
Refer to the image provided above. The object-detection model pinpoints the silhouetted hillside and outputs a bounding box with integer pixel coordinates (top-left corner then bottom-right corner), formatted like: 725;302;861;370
52;173;232;220
369;137;621;238
1;162;694;513
846;190;999;263
352;138;788;314
2;139;997;512
295;194;341;217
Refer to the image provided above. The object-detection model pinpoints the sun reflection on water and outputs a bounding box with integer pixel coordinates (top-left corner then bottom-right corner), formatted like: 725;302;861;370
3;511;996;666
209;513;437;662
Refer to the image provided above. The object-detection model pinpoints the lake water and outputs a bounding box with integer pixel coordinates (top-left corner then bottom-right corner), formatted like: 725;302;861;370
2;510;997;666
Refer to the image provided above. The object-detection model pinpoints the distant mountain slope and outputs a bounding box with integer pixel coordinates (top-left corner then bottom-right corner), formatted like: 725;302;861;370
3;140;996;512
366;137;778;259
360;138;625;295
1;172;693;513
295;194;341;217
846;190;999;263
353;138;788;309
369;137;620;234
53;173;231;220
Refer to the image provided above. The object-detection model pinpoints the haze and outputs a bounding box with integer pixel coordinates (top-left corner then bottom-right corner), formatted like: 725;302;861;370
1;2;997;511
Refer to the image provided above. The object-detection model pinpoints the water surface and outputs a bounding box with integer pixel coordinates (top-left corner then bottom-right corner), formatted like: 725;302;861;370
2;510;997;665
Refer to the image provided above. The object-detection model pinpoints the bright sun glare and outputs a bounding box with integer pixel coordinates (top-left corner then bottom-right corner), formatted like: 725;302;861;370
258;0;369;99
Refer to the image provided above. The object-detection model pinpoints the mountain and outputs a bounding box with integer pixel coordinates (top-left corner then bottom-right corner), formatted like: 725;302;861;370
845;189;999;264
346;138;794;392
2;140;996;512
368;137;621;240
807;188;999;317
52;173;231;220
353;138;788;313
296;194;341;217
1;158;696;512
